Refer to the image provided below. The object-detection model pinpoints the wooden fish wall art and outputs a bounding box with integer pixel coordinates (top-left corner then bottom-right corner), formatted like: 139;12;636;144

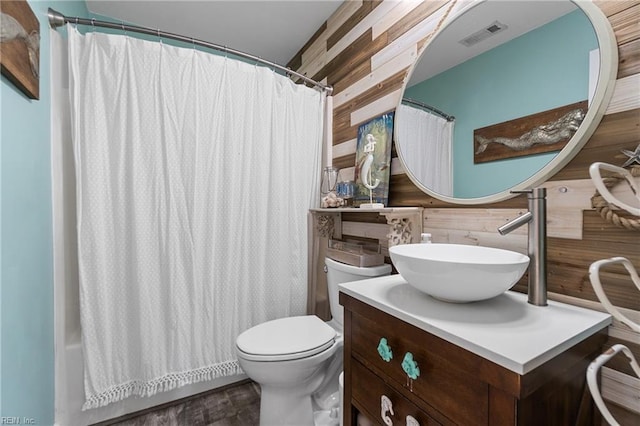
474;100;588;164
1;0;40;99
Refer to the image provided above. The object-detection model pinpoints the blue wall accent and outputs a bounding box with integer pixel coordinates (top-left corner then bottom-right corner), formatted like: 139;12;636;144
405;10;597;198
1;2;88;424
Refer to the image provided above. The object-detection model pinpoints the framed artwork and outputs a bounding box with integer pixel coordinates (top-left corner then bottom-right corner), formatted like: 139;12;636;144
354;112;394;207
1;0;40;99
473;100;587;163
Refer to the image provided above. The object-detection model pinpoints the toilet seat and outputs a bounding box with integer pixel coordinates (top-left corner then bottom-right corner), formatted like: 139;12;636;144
236;315;336;362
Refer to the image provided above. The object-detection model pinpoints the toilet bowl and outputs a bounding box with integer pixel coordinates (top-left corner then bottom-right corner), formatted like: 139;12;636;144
236;257;391;426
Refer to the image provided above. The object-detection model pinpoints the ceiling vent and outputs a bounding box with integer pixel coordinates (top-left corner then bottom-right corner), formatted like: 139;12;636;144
459;21;508;47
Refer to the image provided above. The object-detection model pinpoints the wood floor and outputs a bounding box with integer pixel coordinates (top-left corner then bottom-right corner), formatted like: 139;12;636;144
96;380;261;426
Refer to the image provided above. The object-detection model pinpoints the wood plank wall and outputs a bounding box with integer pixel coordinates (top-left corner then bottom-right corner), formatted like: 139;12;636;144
290;1;640;422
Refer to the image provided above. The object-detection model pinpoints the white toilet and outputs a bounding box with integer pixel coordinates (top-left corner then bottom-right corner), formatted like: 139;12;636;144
236;257;391;426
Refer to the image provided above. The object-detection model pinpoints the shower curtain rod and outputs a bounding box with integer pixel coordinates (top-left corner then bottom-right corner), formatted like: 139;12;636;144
402;98;455;122
47;8;332;95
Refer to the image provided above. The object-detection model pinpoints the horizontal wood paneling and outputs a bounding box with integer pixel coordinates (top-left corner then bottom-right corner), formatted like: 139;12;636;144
607;74;640;114
594;0;640;18
297;1;640;419
385;0;447;44
333;70;405;143
331;58;371;95
327;1;380;50
608;3;640;45
350;89;399;126
388;173;529;208
324;29;381;85
549;108;640;181
334;44;417;105
601;367;640;415
333;153;356;170
287;21;327;72
618;38;640;78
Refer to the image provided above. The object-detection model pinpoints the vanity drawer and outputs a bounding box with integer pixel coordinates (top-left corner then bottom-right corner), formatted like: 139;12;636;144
352;359;444;426
351;310;489;425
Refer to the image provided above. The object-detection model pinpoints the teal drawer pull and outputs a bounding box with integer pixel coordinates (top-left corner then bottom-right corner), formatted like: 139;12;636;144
377;338;393;362
402;352;420;380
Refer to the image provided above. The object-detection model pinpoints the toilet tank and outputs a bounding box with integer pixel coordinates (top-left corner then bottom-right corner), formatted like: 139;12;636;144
325;257;392;328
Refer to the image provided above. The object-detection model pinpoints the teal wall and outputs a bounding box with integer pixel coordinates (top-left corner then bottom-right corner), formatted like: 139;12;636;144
405;10;597;198
1;1;88;424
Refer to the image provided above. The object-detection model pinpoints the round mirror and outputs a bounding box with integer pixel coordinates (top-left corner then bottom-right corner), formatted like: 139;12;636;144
394;0;618;204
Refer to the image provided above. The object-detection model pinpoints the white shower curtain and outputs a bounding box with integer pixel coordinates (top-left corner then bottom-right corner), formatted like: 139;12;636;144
396;104;453;196
66;26;324;409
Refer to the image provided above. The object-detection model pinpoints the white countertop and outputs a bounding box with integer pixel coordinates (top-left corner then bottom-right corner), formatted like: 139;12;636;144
339;274;611;375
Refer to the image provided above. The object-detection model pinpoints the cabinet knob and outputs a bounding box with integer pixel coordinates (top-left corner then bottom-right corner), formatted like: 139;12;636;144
377;337;393;362
402;352;420;380
381;395;394;426
406;415;420;426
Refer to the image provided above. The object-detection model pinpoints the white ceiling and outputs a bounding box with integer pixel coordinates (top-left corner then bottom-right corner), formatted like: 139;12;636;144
86;0;580;85
86;0;343;66
408;0;578;86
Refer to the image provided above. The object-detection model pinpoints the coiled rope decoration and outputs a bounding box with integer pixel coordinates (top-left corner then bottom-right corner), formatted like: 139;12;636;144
590;165;640;231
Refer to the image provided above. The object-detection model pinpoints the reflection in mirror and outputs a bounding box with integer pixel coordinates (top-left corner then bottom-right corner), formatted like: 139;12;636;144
395;0;616;203
396;101;455;195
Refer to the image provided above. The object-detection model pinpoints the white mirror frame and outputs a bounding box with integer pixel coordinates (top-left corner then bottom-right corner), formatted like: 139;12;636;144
395;0;619;205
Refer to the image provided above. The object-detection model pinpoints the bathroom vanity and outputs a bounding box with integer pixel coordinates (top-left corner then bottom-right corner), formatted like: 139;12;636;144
340;275;612;426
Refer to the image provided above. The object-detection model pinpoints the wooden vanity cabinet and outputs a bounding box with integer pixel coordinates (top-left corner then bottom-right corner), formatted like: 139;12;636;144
341;293;607;426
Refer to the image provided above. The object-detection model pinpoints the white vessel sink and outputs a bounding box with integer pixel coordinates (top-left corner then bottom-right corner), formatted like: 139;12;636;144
388;243;530;303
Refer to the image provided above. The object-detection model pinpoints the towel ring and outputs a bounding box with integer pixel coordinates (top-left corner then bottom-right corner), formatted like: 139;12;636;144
589;257;640;333
587;344;640;426
589;162;640;217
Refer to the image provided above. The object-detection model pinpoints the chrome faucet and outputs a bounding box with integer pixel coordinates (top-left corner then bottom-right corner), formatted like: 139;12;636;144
498;188;547;306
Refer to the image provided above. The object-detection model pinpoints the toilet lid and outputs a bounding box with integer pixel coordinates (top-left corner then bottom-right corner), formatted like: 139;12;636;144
236;315;336;361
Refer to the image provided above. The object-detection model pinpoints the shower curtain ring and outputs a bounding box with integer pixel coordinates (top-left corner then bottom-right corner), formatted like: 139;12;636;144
157;28;162;44
91;18;95;31
191;37;196;50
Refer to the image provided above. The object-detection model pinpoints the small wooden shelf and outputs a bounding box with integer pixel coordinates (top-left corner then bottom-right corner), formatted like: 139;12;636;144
310;207;422;214
309;207;423;247
307;207;423;319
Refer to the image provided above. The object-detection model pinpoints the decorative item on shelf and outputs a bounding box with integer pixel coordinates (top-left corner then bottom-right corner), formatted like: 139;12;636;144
320;166;345;208
336;180;355;207
354;112;393;208
321;191;345;208
0;0;40;99
320;166;340;195
327;239;383;267
589;144;640;230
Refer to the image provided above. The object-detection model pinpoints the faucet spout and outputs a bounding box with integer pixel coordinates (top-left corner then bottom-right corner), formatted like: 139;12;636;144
498;211;532;235
498;188;547;306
